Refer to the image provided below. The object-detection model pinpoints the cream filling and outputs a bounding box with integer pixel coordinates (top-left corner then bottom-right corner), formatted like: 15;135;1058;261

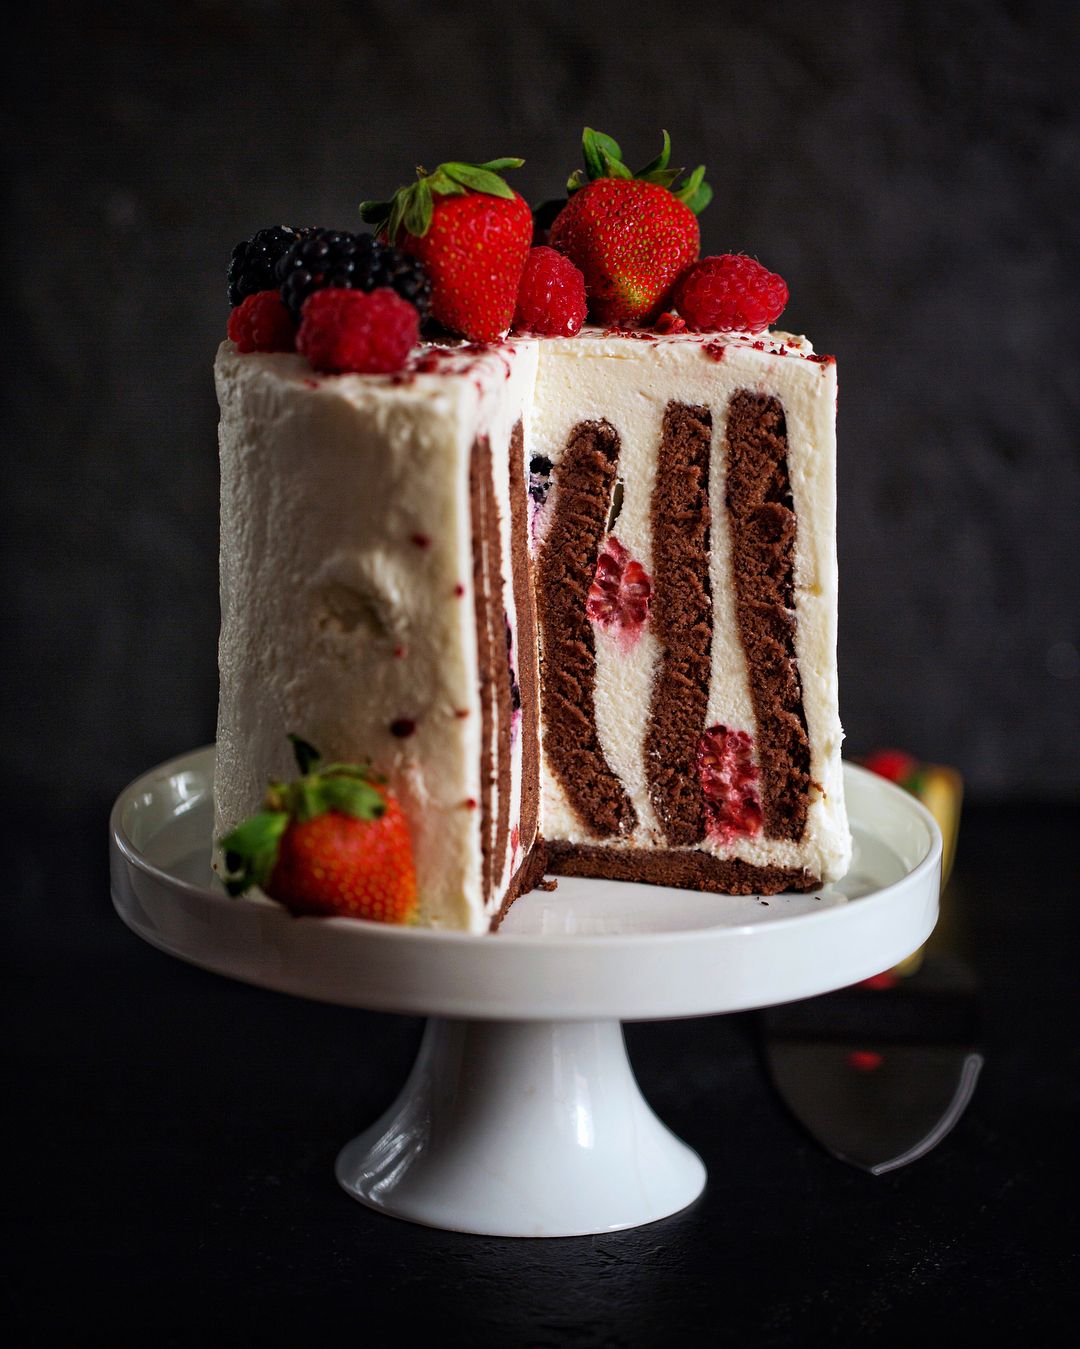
527;331;849;883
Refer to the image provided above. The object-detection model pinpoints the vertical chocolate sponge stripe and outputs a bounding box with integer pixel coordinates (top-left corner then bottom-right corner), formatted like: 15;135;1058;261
537;421;637;838
507;420;540;859
645;403;714;845
724;391;810;841
469;434;513;901
469;437;495;900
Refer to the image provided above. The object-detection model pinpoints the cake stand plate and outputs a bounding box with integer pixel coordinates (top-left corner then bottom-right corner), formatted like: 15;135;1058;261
110;749;940;1237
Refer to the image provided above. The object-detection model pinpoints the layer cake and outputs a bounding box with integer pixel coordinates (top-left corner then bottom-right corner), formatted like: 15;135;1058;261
215;326;850;930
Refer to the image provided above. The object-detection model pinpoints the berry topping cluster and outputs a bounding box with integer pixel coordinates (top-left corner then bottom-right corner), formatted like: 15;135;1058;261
223;126;792;375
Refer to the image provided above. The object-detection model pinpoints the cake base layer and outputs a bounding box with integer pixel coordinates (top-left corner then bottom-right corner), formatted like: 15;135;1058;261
544;841;815;894
488;840;817;925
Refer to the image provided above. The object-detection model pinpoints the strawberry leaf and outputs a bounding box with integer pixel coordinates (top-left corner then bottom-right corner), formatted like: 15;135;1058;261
317;775;387;821
638;166;682;189
599;148;632;179
581;127;623;181
403;179;433;237
386;191;409;245
219;811;289;896
360;156;524;240
289;733;321;775
673;164;713;214
317;760;381;782
425;167;464;198
569;127;711;213
442;163;518;198
290;778;324;823
358;197;392;228
476;157;525;172
684;180;713;214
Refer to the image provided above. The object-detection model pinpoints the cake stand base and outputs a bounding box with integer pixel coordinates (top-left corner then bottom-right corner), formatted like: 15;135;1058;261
111;748;941;1239
337;1017;704;1236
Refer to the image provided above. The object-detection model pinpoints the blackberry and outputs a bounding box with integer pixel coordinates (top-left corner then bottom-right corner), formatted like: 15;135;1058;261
528;455;553;506
505;616;521;714
276;229;432;323
228;226;310;308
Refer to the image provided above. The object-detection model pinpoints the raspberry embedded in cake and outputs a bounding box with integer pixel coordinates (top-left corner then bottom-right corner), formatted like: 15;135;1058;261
697;725;763;844
586;536;652;649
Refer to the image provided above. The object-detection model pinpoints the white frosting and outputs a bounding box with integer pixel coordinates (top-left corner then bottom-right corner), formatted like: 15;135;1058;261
215;326;850;932
215;341;538;932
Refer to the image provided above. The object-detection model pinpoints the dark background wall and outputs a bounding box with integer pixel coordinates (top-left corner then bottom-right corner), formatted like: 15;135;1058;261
5;0;1078;856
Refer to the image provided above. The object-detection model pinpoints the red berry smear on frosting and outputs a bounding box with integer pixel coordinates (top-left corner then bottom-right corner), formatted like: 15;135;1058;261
674;254;788;334
586;536;652;648
697;725;763;842
296;287;419;375
227;290;297;353
653;311;687;334
513;246;588;336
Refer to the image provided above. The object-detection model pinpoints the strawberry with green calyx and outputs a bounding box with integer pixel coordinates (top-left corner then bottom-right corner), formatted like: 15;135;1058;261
219;734;418;924
360;158;533;343
549;128;712;326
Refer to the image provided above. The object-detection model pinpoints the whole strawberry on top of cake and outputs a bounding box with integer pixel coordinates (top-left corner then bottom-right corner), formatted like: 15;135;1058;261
214;128;851;931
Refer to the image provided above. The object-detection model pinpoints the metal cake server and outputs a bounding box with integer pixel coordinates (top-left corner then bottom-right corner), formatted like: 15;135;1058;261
760;949;983;1174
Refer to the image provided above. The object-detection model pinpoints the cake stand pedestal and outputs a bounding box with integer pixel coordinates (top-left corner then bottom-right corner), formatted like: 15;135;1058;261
110;749;940;1237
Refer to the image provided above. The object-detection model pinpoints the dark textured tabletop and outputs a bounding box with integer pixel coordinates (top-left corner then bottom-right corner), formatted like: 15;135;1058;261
5;802;1077;1346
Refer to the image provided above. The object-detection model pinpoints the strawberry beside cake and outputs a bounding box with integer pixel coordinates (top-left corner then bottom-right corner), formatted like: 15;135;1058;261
214;129;851;931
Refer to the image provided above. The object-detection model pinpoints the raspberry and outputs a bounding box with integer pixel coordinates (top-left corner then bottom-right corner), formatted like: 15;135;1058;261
674;254;788;334
277;229;432;323
228;225;311;307
512;246;587;337
296;287;419;375
697;726;763;843
586;536;651;647
226;290;297;354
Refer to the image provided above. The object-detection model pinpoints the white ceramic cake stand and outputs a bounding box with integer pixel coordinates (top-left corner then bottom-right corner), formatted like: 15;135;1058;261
110;748;940;1238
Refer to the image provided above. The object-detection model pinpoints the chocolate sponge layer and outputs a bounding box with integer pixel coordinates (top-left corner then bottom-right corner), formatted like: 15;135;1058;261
535;420;637;839
724;391;810;842
469;433;513;900
645;402;714;846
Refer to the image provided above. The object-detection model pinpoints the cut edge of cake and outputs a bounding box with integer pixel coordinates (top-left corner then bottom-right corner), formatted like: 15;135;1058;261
214;326;850;932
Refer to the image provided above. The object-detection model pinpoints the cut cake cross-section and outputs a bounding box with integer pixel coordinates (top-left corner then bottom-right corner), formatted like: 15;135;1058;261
214;326;850;931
